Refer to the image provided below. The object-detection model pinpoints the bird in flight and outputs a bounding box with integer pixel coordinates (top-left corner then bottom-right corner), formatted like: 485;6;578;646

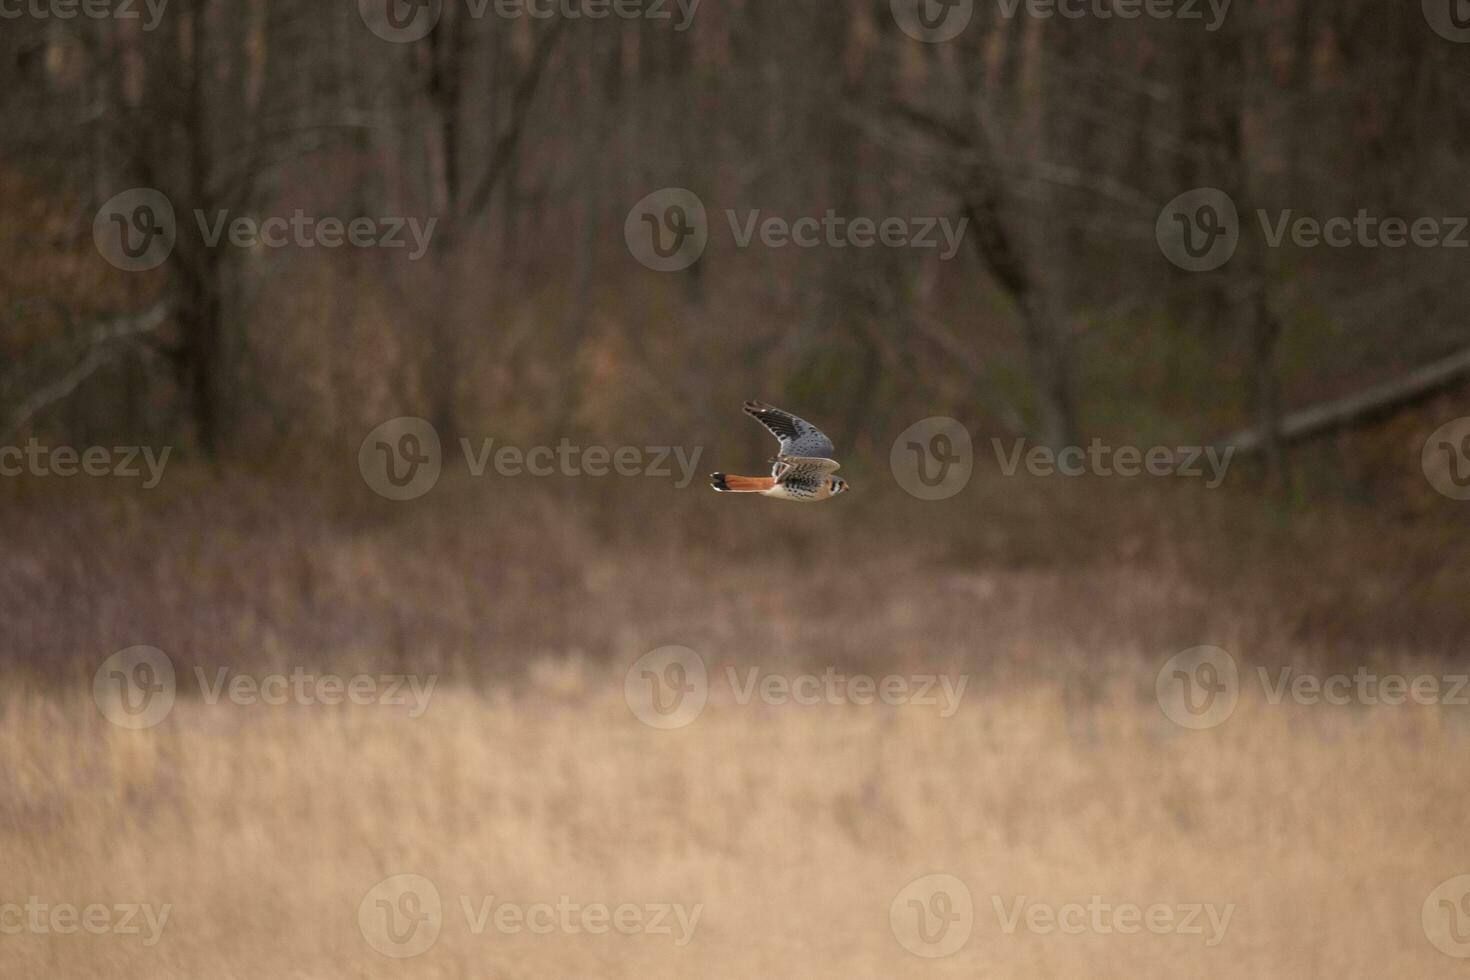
711;402;849;502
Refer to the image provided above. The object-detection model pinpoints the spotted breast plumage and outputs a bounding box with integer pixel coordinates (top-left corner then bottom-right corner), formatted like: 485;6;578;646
710;402;849;502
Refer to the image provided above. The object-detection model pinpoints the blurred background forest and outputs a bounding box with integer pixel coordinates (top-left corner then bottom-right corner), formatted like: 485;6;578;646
4;2;1470;977
3;0;1469;485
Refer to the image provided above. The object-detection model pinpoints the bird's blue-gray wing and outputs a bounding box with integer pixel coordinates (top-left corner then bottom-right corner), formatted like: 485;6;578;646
742;402;836;460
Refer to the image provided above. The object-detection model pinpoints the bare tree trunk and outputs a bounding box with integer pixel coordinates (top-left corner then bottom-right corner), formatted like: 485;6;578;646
554;27;614;434
423;7;470;440
1215;11;1286;490
181;2;225;457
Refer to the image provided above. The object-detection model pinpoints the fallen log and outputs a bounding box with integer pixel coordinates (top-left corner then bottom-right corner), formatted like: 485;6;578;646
1217;345;1470;454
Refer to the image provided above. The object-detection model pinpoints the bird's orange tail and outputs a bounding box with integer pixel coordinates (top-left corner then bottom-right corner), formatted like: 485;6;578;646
710;473;775;493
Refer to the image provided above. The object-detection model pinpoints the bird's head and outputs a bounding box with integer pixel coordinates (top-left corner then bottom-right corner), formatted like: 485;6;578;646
828;477;850;497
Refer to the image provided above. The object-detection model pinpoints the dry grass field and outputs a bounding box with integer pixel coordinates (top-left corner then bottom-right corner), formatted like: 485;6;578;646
4;675;1469;978
2;463;1469;978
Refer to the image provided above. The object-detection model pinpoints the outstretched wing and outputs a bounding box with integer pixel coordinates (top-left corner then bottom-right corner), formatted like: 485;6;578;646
743;402;836;460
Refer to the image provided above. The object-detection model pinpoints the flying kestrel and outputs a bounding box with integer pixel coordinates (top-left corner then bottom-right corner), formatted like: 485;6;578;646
710;402;849;502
